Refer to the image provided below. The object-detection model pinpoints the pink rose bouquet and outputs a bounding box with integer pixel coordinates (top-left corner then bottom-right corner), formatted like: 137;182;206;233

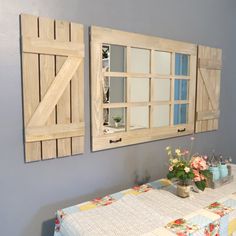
190;155;210;191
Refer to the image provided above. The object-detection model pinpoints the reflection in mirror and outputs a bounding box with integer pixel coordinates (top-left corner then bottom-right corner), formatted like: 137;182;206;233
102;44;126;72
103;77;126;103
130;78;149;102
174;104;188;125
174;79;189;100
153;51;171;75
102;76;110;103
153;79;170;101
153;105;170;127
175;53;189;76
130;106;149;130
103;108;126;134
130;48;150;73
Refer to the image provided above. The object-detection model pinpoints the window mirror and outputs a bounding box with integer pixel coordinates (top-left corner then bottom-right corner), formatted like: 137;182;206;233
91;26;197;151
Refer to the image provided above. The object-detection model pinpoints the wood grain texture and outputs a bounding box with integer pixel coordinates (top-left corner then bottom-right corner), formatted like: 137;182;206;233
91;26;197;151
21;14;41;162
27;57;81;128
195;45;222;133
55;20;72;157
26;123;85;142
39;16;57;159
71;23;84;155
22;36;84;57
91;26;196;55
21;14;85;162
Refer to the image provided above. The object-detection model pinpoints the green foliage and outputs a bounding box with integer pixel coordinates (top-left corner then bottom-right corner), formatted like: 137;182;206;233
113;116;122;123
167;164;194;183
195;180;207;191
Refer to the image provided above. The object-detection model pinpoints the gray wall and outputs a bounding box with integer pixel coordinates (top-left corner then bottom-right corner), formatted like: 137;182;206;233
0;0;236;235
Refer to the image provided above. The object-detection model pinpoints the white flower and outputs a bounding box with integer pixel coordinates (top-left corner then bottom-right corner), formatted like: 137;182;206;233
166;146;171;151
184;167;190;173
175;149;181;155
172;158;178;164
169;166;173;171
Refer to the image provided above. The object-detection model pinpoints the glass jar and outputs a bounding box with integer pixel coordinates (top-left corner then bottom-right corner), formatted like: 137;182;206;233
219;164;228;178
209;166;220;181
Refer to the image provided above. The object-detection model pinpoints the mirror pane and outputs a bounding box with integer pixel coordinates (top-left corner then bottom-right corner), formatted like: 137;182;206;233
153;79;170;101
174;104;188;125
103;76;110;103
153;105;170;127
174;79;189;101
175;53;189;76
102;44;126;72
130;78;149;102
153;51;171;75
103;77;126;103
130;48;150;73
103;108;126;134
130;106;149;130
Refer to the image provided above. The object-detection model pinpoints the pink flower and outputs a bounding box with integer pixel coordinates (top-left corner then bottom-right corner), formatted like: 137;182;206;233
184;150;189;155
169;166;173;171
191;156;208;171
193;169;201;182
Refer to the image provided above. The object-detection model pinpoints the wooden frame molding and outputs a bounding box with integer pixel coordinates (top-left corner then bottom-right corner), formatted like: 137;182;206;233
21;14;85;162
91;26;197;151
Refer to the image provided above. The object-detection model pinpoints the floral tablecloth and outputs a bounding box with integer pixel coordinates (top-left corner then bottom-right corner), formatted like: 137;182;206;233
54;166;236;236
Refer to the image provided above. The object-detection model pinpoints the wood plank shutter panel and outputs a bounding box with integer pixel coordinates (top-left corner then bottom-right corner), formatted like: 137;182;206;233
195;45;222;133
20;14;85;162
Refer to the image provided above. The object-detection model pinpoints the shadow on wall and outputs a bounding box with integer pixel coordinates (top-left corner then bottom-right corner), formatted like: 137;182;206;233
22;182;135;236
24;171;156;236
42;219;55;236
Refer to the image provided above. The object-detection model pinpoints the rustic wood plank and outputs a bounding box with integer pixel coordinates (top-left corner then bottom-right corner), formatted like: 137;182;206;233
71;23;84;155
91;26;197;55
213;49;222;130
91;43;103;138
196;68;203;132
207;69;214;130
195;45;222;133
199;68;217;110
38;16;57;159
93;123;194;151
197;110;220;121
22;36;84;57
26;123;85;142
21;14;85;161
198;58;222;70
55;20;71;157
27;57;81;128
21;14;41;162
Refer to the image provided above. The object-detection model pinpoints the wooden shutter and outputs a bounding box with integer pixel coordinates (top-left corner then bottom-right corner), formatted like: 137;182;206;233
21;14;85;162
195;45;222;133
